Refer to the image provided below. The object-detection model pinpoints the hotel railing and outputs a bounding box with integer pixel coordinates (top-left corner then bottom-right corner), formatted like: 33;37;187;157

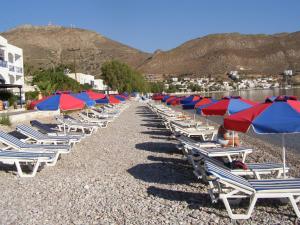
15;66;23;73
9;65;15;72
0;60;8;68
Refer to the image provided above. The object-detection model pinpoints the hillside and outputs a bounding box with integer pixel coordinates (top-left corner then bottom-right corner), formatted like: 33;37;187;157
137;32;300;77
2;25;300;79
1;25;150;77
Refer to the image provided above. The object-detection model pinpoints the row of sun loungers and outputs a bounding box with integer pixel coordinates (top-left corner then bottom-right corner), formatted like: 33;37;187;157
147;101;299;220
0;103;128;178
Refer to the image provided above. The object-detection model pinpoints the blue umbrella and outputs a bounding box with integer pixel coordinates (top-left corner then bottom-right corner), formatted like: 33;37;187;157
72;92;96;107
224;96;300;177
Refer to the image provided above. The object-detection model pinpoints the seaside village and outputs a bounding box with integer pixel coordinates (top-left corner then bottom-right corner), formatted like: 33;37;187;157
1;31;300;225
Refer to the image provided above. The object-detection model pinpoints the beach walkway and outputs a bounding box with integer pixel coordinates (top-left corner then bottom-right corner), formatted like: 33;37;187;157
0;102;296;224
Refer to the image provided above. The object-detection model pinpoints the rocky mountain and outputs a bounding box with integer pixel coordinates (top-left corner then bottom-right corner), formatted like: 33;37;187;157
1;25;150;77
138;32;300;77
2;25;300;79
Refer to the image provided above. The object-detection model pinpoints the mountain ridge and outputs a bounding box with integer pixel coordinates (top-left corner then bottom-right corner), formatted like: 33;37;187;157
2;25;300;79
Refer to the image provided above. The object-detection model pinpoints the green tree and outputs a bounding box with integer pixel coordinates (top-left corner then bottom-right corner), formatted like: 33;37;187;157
32;67;85;96
101;60;147;93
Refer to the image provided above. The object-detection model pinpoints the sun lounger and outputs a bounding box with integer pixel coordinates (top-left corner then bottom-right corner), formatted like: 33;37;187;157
0;150;59;177
16;124;80;145
189;151;289;181
78;113;109;128
172;126;217;141
205;161;300;219
176;135;220;156
185;144;253;163
30;120;85;139
88;109;116;120
55;116;97;135
0;131;71;154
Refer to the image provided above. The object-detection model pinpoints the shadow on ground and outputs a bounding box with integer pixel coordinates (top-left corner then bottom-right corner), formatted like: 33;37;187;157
127;162;194;185
147;186;219;209
140;123;165;129
141;130;172;137
135;142;180;155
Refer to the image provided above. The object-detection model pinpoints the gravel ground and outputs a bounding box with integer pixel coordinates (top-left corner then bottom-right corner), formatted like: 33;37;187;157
0;102;299;224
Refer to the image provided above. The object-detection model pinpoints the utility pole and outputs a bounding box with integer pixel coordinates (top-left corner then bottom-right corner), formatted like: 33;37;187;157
67;48;80;81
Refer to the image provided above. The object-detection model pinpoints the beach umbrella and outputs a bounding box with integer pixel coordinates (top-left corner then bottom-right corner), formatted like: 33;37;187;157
224;96;300;177
196;99;219;114
85;90;106;100
165;96;177;104
166;96;185;106
180;95;201;104
36;93;85;111
182;98;205;110
95;95;121;104
29;96;51;110
162;95;171;103
202;96;258;116
152;94;164;101
114;95;126;102
72;92;96;107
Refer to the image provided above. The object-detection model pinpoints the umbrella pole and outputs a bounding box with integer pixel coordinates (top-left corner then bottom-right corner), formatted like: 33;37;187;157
193;108;196;122
232;130;235;147
282;134;286;178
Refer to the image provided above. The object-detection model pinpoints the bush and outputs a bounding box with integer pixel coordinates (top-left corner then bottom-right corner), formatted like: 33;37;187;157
0;114;11;126
101;60;147;93
25;91;39;101
32;68;83;95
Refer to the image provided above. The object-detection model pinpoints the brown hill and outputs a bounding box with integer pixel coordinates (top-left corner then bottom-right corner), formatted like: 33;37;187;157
2;25;300;79
137;32;300;77
1;25;150;77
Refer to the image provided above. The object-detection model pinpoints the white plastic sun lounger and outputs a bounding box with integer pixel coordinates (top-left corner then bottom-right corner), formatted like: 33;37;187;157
185;144;253;163
189;152;289;181
30;120;85;139
88;109;116;120
172;126;217;141
78;113;109;127
176;135;221;154
0;131;70;154
16;124;80;145
55;116;97;135
0;150;59;177
205;161;300;220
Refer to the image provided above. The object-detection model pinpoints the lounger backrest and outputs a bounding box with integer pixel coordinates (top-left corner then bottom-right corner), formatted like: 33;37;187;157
0;131;27;148
0;150;54;159
30;120;54;134
16;124;46;140
205;161;255;192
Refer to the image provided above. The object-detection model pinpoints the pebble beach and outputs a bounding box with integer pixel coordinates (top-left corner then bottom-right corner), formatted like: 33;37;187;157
0;102;300;224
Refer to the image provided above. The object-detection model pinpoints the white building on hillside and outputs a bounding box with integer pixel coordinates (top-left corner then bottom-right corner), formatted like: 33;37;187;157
0;35;24;98
66;73;107;91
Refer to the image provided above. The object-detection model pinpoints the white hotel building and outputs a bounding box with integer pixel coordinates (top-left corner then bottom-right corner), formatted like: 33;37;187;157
0;35;24;100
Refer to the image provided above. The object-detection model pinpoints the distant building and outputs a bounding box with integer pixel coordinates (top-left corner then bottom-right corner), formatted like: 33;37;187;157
144;73;163;82
0;35;24;99
66;73;107;91
94;79;107;91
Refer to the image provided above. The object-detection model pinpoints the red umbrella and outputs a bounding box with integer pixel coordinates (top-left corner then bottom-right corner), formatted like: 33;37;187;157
202;96;258;116
85;90;106;100
29;96;51;110
36;93;85;111
108;95;121;104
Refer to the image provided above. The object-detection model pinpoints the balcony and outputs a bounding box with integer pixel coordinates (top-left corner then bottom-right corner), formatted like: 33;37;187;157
15;66;23;74
9;65;15;72
0;60;7;68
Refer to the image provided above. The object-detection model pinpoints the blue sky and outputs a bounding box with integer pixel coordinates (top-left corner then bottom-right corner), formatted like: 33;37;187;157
0;0;299;53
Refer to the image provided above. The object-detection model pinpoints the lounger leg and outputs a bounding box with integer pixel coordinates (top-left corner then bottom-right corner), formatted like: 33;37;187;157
15;160;40;178
289;196;300;218
222;195;257;220
46;153;60;166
